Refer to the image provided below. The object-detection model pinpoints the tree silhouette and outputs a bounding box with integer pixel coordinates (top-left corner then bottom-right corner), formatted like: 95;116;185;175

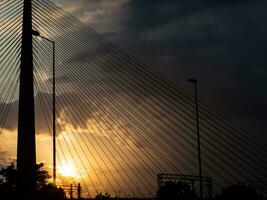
35;163;51;189
95;192;112;199
0;163;17;200
36;183;66;200
215;183;262;200
157;181;198;200
0;163;66;200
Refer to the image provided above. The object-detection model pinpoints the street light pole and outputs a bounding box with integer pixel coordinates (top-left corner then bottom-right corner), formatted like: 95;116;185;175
188;78;203;199
52;40;56;185
32;30;56;184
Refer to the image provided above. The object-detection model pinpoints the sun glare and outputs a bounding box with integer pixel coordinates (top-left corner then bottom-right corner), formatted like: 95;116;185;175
59;164;77;178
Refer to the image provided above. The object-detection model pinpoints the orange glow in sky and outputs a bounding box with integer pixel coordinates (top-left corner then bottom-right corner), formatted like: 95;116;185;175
58;164;78;178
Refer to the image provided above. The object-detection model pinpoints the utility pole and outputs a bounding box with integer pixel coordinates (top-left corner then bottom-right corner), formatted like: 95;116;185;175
52;40;56;184
77;183;81;200
70;184;73;200
17;0;36;199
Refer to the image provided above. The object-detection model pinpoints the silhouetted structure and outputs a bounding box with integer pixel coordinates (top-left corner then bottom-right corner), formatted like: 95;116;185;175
188;78;203;199
157;181;198;200
17;0;36;199
157;174;213;198
58;183;82;200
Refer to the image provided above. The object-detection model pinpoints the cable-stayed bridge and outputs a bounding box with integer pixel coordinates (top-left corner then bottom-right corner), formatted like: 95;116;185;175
1;0;267;198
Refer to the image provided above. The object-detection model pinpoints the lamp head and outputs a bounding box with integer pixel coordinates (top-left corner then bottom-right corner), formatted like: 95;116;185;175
188;78;197;83
32;30;40;36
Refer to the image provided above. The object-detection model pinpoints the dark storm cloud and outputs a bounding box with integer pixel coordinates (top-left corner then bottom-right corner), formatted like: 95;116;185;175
108;0;267;136
1;92;97;135
1;94;54;134
53;0;267;136
120;0;255;31
47;0;267;135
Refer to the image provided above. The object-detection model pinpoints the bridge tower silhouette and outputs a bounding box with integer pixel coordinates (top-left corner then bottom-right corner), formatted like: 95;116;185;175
16;0;36;199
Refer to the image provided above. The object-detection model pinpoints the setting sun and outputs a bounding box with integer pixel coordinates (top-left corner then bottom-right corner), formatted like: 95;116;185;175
58;164;78;178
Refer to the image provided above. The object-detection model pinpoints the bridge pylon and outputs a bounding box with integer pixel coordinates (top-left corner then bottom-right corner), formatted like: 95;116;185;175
17;0;36;199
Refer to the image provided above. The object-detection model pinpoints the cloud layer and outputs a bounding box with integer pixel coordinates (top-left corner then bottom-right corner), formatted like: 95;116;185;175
49;0;267;136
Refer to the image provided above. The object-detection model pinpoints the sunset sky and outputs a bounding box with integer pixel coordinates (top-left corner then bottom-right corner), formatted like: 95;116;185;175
1;0;267;197
49;0;267;135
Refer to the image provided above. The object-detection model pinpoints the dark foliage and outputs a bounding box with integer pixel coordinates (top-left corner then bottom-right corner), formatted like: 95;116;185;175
0;163;66;200
36;183;67;200
35;163;52;189
157;181;198;200
215;183;262;200
95;192;112;199
0;163;17;200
